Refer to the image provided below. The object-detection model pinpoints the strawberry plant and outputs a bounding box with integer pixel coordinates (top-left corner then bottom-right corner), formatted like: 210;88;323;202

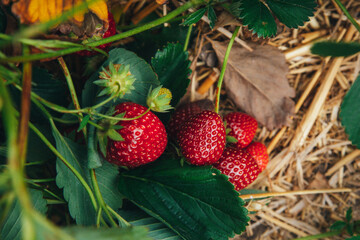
1;0;359;239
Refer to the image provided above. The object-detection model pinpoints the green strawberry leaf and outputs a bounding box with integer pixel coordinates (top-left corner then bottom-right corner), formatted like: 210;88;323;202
182;8;207;26
53;127;123;225
347;222;354;236
119;208;180;240
346;207;353;222
311;41;360;57
266;0;317;28
340;75;360;148
330;221;346;231
64;226;151;240
207;6;217;29
118;155;249;240
235;0;277;37
9;67;69;124
346;237;360;240
78;115;90;132
0;189;47;240
151;43;191;108
231;0;316;37
355;220;360;234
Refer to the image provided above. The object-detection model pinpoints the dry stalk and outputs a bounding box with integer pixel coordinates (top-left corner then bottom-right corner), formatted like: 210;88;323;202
289;25;357;151
240;188;352;200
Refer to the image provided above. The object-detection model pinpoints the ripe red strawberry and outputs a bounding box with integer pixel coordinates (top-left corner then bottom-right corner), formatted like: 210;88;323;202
178;110;226;165
214;147;260;191
224;112;257;148
106;102;167;168
167;100;214;140
245;142;269;172
77;12;116;56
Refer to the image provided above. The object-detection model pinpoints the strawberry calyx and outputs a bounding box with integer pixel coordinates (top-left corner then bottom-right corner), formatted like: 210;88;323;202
96;110;126;157
146;86;173;112
224;120;239;144
94;62;136;99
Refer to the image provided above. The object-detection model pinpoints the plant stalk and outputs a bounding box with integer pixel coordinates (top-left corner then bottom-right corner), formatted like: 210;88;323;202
291;230;342;240
57;56;87;138
333;0;360;33
214;26;240;113
0;0;205;63
28;120;98;211
184;24;193;51
90;169;118;227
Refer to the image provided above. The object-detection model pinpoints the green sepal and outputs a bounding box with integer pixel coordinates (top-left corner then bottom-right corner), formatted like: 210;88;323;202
226;136;238;143
107;129;124;142
146;86;173;113
98;134;108;158
78;115;90;132
112;125;124;130
95;62;136;99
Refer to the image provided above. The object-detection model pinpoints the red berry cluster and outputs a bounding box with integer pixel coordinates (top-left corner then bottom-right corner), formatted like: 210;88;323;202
168;102;269;191
104;100;269;191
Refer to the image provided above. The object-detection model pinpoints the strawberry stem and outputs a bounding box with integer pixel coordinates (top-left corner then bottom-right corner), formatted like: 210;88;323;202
214;26;240;114
184;24;193;51
94;107;151;121
0;0;206;63
58;56;87;138
90;169;120;227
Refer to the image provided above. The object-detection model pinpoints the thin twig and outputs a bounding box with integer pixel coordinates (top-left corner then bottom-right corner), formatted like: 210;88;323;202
240;188;352;200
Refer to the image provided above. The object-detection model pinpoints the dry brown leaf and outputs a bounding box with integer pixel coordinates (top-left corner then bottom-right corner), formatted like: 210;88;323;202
213;11;241;31
210;41;295;130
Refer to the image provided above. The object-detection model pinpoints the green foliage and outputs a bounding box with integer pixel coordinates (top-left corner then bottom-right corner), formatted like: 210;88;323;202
119;208;180;240
340;75;360;148
207;6;217;29
347;207;353;222
82;48;160;108
83;48;160;169
0;64;21;85
182;4;217;29
125;22;191;62
10;67;68;123
118;156;249;240
64;226;151;240
231;0;317;37
311;41;360;57
234;0;277;37
151;43;191;108
346;236;360;240
266;0;317;28
53;129;123;225
331;221;347;231
78;115;90;132
182;8;207;26
0;189;47;240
